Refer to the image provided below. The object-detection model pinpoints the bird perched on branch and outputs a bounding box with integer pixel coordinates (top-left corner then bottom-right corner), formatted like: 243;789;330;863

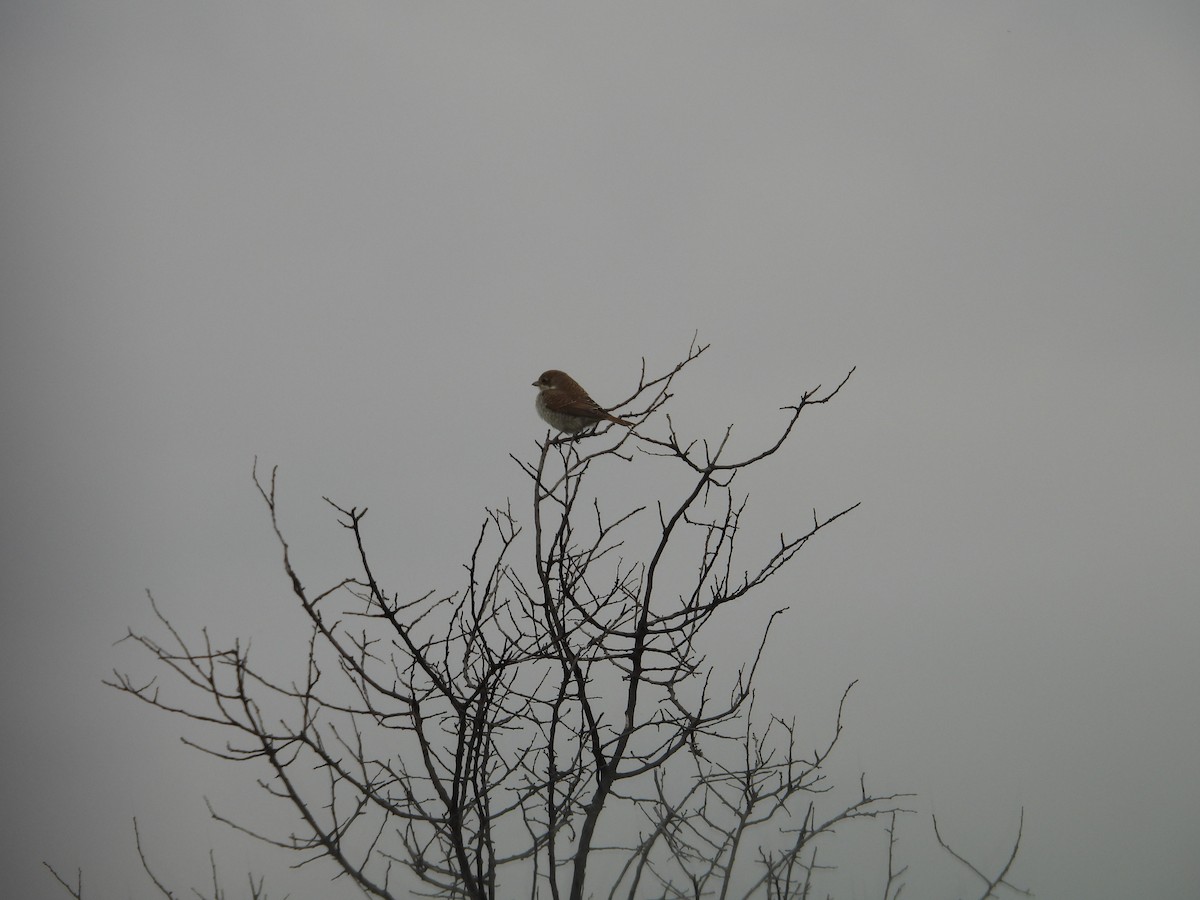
532;369;634;435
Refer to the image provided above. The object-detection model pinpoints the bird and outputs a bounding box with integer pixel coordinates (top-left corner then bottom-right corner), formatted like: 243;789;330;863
532;369;634;435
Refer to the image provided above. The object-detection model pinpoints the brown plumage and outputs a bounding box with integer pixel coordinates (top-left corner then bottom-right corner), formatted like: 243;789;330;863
532;369;634;434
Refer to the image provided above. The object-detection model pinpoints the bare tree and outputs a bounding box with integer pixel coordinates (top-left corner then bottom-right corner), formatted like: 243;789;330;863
54;341;1025;898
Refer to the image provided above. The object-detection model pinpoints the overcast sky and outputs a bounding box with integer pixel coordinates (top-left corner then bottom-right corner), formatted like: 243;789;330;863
3;3;1198;898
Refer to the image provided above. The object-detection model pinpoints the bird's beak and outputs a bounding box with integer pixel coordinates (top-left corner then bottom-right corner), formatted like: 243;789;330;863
531;381;539;387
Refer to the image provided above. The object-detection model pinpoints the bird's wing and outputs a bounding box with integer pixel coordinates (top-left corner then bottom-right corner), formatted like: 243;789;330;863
543;390;609;421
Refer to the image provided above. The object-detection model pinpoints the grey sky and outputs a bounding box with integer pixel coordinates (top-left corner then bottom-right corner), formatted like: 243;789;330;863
3;2;1198;898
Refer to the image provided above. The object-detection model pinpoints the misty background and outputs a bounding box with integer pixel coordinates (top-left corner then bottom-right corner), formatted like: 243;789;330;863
2;3;1198;898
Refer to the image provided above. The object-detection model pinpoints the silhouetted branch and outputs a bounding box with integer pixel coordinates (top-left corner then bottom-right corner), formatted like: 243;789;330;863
42;863;83;900
933;808;1030;899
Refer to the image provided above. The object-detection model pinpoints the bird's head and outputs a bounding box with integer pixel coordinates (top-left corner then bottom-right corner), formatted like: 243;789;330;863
533;370;571;391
